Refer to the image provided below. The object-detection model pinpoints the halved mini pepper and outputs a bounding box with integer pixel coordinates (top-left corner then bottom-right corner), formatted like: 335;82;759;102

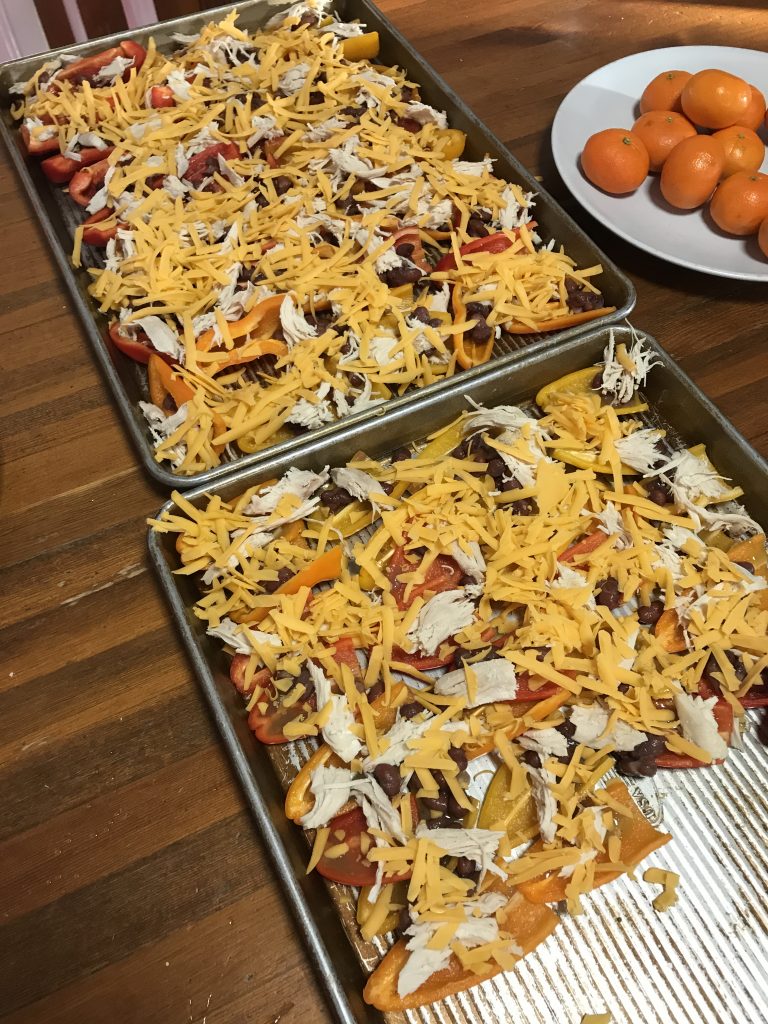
505;306;616;335
516;779;670;905
236;545;344;625
148;85;176;108
451;283;495;370
84;209;121;247
20;120;60;156
54;40;146;88
363;882;558;1011
69;157;111;207
41;145;113;184
434;230;518;273
196;294;285;352
147;352;194;409
341;31;380;61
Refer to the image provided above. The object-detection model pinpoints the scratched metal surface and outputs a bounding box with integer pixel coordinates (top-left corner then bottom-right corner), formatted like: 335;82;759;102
0;0;634;489
149;325;768;1024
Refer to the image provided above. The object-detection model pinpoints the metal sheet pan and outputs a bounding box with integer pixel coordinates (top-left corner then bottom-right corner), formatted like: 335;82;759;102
148;324;768;1024
0;0;635;490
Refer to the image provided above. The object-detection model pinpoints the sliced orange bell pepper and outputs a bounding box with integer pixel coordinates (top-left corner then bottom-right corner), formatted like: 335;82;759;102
653;608;687;653
558;529;609;563
237;545;344;625
197;294;285;352
452;284;495;370
147;354;226;451
504;306;616;334
363;882;558;1011
517;779;670;905
206;337;288;373
285;682;409;821
147;353;194;408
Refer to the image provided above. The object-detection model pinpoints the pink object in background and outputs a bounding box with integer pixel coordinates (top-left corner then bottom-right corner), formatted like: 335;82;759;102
0;0;160;63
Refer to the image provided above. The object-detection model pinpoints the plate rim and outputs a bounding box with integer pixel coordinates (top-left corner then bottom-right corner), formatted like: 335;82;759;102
551;43;768;282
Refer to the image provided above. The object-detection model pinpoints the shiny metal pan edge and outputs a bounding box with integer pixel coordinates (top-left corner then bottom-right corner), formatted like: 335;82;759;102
0;0;635;490
148;324;768;1024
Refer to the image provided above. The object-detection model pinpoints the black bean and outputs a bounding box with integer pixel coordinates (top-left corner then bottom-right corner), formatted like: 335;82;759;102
320;486;354;512
467;217;489;238
367;679;384;703
273;174;292;195
501;475;522;492
726;649;748;681
296;10;318;27
263;566;294;593
401;85;417;102
614;733;666;777
520;750;542;769
638;600;664;625
465;301;492;319
373;763;401;797
400;701;423;720
427;317;442;328
646;483;671;506
455;856;478;878
397;116;422;133
734;561;754;574
596;577;622;609
383;264;422;287
486;457;506;481
510;497;538;515
421;793;448;813
565;277;605;313
409;305;431;323
558;719;577;739
397;906;411;935
337;195;360;215
347;372;365;389
395;242;415;259
308;90;324;104
448;746;468;772
391;446;412;463
446;792;466;818
465;318;492;344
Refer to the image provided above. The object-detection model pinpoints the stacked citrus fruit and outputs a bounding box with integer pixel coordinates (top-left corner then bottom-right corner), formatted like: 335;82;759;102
581;68;768;257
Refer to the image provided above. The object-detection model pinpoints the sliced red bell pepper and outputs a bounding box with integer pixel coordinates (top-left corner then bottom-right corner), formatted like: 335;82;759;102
514;672;562;702
386;545;463;611
329;636;364;682
388;225;431;273
184;141;240;186
263;137;284;168
148;85;176;108
558;529;609;563
109;321;161;363
229;656;271;696
20;121;60;156
41;145;114;185
390;644;456;671
69;157;111;207
435;231;519;272
742;684;768;708
316;801;416;886
84;209;121;247
248;690;316;744
655;685;733;769
118;40;147;73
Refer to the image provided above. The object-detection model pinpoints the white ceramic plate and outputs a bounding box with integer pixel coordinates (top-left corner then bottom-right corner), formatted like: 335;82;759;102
551;45;768;281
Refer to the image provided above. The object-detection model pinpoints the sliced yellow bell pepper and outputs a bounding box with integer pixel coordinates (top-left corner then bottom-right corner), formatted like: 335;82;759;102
432;128;466;160
536;364;646;415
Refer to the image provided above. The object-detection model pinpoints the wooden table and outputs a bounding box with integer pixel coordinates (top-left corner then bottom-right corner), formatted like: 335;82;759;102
1;2;767;1022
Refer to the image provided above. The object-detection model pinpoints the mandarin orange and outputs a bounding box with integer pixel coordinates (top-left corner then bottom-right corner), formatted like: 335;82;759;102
581;128;650;194
741;84;766;132
632;110;697;172
639;70;692;114
758;215;768;258
660;135;725;209
680;69;751;129
709;171;768;235
713;126;765;178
